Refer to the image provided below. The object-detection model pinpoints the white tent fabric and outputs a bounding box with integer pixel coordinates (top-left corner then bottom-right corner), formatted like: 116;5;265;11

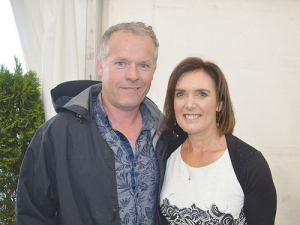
8;1;300;223
9;1;300;223
10;0;100;120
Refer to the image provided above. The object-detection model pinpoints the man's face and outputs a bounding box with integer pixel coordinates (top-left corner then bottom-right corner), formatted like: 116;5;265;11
98;30;156;112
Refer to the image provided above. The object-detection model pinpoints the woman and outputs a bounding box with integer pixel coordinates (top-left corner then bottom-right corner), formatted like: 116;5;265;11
156;57;276;225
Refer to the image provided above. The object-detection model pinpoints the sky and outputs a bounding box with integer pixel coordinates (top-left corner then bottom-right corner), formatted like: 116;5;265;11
0;1;27;73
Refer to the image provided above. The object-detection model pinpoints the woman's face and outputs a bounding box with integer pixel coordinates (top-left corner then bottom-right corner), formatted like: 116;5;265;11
174;70;221;136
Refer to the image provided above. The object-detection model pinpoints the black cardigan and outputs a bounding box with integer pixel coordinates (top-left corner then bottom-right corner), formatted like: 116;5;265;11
155;132;277;225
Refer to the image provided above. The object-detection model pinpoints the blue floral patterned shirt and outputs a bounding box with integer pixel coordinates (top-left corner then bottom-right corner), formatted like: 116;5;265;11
93;92;160;225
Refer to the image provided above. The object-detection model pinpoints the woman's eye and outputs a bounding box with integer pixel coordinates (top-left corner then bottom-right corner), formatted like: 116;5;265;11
199;92;207;97
176;92;184;97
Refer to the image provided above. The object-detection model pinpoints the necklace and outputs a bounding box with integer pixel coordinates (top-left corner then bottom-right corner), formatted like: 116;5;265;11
186;137;218;183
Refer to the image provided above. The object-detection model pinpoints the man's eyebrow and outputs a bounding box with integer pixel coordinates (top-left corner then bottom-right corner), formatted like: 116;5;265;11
113;57;127;61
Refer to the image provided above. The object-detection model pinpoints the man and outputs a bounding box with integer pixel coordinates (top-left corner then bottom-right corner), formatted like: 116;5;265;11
15;22;163;225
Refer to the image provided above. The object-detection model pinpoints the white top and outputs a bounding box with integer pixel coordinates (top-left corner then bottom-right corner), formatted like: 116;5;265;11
160;145;246;224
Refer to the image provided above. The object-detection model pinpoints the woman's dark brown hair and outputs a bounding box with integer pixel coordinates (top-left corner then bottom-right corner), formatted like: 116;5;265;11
163;57;235;136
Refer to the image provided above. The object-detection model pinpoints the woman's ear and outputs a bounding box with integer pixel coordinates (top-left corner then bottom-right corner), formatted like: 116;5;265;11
216;101;223;112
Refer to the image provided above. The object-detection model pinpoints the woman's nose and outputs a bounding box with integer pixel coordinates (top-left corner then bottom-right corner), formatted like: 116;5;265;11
185;96;197;109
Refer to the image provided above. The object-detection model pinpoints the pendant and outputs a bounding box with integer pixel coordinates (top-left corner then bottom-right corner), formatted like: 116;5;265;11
188;175;191;183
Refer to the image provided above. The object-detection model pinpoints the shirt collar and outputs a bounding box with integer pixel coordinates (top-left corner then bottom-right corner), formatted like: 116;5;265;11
95;91;154;131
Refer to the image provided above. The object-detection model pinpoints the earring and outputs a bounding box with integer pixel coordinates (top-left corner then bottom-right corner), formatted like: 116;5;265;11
216;112;220;127
174;121;177;127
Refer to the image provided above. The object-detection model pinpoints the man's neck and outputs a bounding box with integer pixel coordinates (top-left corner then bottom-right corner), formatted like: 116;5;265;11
102;100;143;154
107;106;142;131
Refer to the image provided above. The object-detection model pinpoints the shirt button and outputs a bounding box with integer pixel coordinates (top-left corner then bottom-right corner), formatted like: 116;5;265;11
136;193;139;198
120;136;123;140
134;163;137;167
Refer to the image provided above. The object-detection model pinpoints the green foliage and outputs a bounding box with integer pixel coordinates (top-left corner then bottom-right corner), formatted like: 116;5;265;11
0;57;45;224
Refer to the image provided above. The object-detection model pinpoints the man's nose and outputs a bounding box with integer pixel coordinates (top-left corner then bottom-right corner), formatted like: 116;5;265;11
125;64;139;81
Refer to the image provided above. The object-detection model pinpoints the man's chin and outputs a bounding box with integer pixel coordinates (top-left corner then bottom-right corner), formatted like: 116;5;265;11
118;99;144;111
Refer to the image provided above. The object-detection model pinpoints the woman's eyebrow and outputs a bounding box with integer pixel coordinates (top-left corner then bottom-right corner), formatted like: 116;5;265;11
195;88;211;93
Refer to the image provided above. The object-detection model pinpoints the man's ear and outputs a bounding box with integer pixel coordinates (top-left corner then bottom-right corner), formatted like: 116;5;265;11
216;101;223;112
150;64;157;80
97;59;104;78
153;64;157;73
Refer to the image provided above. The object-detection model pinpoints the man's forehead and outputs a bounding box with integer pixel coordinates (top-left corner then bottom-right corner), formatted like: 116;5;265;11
105;32;155;60
108;30;154;45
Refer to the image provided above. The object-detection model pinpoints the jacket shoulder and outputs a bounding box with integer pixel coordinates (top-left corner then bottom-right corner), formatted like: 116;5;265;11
156;132;187;161
226;134;258;162
226;134;259;191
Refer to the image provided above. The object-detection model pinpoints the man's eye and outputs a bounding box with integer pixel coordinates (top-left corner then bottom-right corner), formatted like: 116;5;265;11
116;62;125;67
140;64;149;69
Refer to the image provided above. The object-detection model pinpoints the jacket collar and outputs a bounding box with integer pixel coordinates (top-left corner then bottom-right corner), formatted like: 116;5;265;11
50;80;163;138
